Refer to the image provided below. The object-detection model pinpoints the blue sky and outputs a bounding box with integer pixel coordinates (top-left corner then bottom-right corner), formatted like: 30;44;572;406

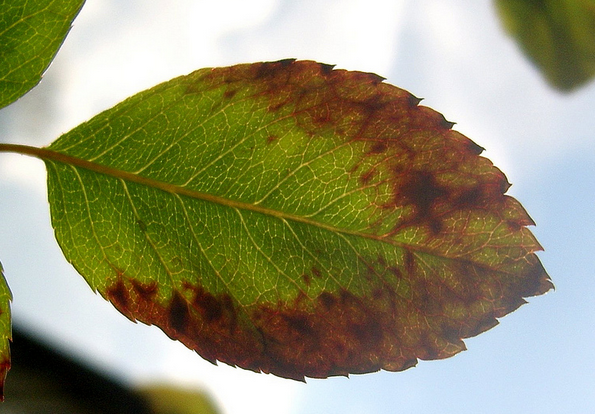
1;0;594;413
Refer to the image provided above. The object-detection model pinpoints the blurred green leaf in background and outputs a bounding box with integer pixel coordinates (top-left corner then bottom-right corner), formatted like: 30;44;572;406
139;385;221;414
496;0;595;92
0;0;84;109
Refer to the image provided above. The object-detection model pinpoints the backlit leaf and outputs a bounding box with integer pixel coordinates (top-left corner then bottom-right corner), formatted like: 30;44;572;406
0;261;12;400
496;0;595;91
0;0;84;109
43;60;552;380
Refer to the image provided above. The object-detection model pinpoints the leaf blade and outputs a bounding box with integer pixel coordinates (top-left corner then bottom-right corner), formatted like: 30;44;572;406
45;60;552;379
0;0;84;109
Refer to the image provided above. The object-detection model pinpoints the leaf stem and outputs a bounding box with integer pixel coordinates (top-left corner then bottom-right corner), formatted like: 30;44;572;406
0;143;55;159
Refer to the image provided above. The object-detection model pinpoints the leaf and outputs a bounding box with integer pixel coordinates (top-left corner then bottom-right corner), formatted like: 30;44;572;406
137;384;222;414
0;0;85;109
42;60;552;380
495;0;595;92
0;261;12;400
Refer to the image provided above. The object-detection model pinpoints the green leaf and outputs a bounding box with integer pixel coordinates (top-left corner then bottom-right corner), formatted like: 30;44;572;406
0;261;12;401
0;0;85;109
495;0;595;92
42;60;551;380
137;384;221;414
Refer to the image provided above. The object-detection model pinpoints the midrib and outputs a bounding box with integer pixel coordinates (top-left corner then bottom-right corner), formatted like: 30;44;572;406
0;143;402;246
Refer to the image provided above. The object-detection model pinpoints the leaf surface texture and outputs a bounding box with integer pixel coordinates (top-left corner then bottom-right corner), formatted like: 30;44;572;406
45;60;552;379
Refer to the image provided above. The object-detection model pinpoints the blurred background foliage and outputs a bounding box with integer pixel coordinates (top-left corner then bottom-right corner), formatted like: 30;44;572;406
496;0;595;91
3;329;221;414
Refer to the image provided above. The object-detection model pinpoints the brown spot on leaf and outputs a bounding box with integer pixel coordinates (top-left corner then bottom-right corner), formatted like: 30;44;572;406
268;100;290;112
131;280;158;302
106;279;131;316
168;292;191;334
223;89;237;99
506;219;523;231
311;266;322;279
350;317;384;348
372;287;384;299
452;186;484;210
360;168;375;185
389;170;450;235
318;291;337;310
389;266;403;279
191;285;224;323
428;219;443;235
400;171;448;220
404;250;415;276
369;142;388;154
255;59;296;79
282;313;316;337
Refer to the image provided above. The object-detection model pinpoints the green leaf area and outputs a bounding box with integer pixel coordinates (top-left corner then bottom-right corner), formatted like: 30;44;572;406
0;261;12;400
43;60;552;380
496;0;595;91
0;0;84;109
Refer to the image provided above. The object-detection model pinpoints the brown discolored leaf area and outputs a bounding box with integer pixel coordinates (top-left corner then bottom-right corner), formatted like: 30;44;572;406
44;60;552;381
